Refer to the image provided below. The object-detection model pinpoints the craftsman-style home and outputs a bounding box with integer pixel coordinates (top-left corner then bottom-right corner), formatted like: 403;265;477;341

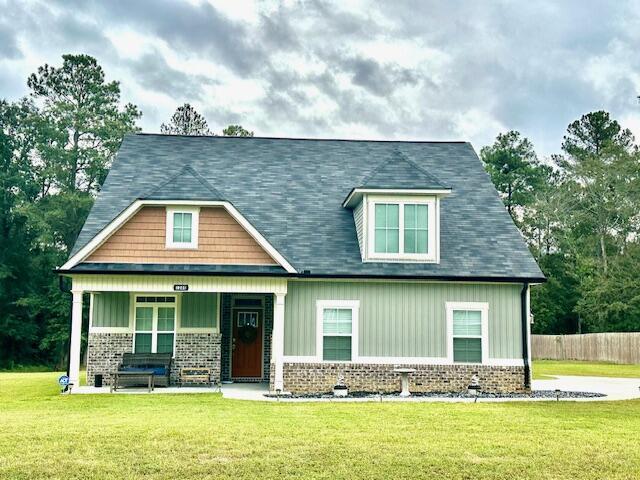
58;134;544;394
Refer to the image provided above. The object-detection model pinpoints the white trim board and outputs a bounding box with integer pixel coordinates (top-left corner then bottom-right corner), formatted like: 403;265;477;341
282;356;524;367
343;188;451;209
61;199;296;273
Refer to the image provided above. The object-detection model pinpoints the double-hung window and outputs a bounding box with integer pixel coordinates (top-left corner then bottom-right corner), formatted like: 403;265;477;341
316;300;359;362
134;296;177;355
446;302;488;364
166;207;199;248
367;196;436;261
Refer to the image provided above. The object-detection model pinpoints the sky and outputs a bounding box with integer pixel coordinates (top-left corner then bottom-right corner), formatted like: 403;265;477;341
1;0;639;157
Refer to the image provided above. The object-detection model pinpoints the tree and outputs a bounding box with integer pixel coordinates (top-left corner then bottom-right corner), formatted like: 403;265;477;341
222;124;253;137
480;131;549;222
0;100;43;367
27;54;141;193
0;55;142;368
557;111;639;275
160;103;212;136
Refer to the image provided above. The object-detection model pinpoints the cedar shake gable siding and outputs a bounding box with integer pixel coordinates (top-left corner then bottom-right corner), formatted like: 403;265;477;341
86;206;277;265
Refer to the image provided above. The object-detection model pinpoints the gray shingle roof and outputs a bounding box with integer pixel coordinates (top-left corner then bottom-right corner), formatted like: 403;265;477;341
70;134;544;281
359;148;448;190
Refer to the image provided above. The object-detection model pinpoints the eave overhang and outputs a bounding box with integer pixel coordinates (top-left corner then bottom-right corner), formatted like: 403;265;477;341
342;187;452;209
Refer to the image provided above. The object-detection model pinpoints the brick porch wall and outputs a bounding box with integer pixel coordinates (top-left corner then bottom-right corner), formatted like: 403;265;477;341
86;332;221;386
86;333;133;386
275;363;527;394
171;333;222;385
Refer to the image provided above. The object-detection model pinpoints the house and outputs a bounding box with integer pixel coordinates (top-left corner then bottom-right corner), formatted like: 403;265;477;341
58;134;545;394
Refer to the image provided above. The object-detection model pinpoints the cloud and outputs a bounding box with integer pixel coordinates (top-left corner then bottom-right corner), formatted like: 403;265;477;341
123;51;217;101
0;22;21;59
1;0;639;154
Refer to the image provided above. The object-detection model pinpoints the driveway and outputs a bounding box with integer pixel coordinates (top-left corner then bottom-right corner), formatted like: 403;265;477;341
533;375;640;401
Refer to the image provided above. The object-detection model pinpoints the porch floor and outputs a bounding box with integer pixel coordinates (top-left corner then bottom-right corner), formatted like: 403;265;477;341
70;382;271;400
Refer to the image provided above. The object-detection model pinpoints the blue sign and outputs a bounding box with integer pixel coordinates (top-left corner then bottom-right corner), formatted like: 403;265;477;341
58;375;70;387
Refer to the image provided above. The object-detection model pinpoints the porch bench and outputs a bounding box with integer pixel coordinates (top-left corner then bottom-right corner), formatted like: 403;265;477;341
179;368;212;387
111;353;172;392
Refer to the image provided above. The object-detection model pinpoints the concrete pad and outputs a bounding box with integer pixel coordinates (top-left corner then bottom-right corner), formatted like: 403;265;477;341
69;376;640;403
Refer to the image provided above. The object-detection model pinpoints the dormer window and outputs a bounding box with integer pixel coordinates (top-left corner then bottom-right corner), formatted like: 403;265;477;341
367;196;437;261
166;207;199;249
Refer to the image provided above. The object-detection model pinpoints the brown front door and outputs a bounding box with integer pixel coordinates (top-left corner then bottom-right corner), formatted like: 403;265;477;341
232;309;263;378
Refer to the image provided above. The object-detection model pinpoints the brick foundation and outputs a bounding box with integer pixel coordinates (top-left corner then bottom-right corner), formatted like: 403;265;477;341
277;363;528;394
86;332;221;386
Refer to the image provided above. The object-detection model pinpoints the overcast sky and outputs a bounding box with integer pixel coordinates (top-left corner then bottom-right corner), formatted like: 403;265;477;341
1;0;639;156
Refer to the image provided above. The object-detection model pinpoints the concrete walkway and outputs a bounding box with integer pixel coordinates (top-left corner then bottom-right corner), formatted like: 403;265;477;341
71;376;640;402
532;375;640;401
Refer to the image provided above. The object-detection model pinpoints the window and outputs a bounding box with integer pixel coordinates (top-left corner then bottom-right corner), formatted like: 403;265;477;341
403;204;428;254
134;295;176;355
367;196;437;261
237;311;258;328
316;300;359;362
172;212;192;243
166;207;199;248
374;204;399;253
446;302;488;364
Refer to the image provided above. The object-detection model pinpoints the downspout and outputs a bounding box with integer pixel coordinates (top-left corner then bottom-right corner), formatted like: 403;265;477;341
59;275;72;391
520;283;531;390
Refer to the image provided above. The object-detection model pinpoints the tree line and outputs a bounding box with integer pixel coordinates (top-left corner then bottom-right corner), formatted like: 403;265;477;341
1;53;638;369
481;115;640;334
0;54;252;368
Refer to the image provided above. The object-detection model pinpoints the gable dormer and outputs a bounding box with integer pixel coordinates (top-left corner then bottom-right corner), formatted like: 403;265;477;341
343;151;451;263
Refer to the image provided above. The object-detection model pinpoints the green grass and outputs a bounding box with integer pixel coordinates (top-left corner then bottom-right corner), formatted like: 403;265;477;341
533;360;640;380
1;372;639;479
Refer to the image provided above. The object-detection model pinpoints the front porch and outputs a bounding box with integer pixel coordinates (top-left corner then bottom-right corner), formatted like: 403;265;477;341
68;274;287;393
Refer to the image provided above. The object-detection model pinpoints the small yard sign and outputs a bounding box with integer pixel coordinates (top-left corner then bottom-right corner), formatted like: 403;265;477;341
173;284;189;292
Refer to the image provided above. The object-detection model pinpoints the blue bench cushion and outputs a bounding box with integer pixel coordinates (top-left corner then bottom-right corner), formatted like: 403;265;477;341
120;366;167;375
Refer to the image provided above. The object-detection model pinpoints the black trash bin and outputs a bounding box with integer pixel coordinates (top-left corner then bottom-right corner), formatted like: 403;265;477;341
95;374;103;388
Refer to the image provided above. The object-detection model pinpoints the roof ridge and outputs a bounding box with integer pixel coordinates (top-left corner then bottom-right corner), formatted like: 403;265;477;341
129;132;469;144
140;165;225;200
359;148;448;189
398;151;448;188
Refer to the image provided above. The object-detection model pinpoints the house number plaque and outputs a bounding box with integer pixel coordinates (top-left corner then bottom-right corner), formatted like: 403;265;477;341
173;284;189;292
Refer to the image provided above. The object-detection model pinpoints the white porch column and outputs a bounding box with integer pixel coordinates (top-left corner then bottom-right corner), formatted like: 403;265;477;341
272;292;286;392
69;289;83;387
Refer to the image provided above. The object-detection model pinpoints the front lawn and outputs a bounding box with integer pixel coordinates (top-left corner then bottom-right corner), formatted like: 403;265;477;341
533;360;640;380
1;372;639;479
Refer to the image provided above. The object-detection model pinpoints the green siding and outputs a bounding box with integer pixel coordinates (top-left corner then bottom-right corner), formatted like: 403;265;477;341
92;292;130;328
284;280;522;359
181;293;218;329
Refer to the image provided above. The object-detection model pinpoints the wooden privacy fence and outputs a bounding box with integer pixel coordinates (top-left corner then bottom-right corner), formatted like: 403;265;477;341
532;333;640;364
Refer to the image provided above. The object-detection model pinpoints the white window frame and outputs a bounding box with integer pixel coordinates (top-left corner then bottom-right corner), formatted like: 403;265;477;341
133;294;179;356
446;301;489;364
316;300;359;363
165;206;199;249
365;194;438;262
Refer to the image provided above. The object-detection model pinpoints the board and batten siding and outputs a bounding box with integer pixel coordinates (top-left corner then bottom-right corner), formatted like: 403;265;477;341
283;280;522;360
91;292;219;331
181;293;218;329
92;292;130;328
86;206;277;265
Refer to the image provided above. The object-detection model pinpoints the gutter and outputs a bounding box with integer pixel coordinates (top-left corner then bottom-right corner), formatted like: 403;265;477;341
55;268;547;284
521;283;531;390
